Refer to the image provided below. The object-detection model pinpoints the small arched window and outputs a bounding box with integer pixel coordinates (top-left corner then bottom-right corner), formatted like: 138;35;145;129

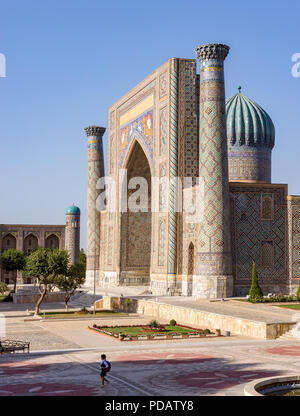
261;241;274;267
188;242;194;276
261;196;273;220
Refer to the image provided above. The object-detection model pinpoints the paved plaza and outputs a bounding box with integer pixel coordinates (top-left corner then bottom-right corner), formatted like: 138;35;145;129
0;301;300;396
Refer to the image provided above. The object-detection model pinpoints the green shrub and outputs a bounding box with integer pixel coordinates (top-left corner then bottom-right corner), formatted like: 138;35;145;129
249;262;263;301
170;319;176;326
3;293;12;302
0;282;8;295
149;319;159;328
203;328;211;335
124;298;132;311
296;286;300;296
80;306;87;312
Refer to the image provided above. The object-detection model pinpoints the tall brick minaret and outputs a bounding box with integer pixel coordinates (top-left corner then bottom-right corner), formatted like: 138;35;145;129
194;43;233;298
65;204;80;264
84;126;106;287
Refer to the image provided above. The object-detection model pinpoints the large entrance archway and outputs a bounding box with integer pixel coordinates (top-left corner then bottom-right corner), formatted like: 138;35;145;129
120;141;152;286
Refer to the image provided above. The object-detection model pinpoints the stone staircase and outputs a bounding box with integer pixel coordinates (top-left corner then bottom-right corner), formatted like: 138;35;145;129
278;327;298;341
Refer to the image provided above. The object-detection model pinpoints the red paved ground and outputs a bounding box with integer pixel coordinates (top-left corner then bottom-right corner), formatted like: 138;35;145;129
114;352;215;365
0;383;98;396
173;369;280;389
0;361;50;375
265;345;300;356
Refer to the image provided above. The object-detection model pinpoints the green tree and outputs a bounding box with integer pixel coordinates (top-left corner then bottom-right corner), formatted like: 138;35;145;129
0;249;26;293
79;248;87;268
54;261;86;311
249;262;263;301
24;248;69;315
0;281;9;295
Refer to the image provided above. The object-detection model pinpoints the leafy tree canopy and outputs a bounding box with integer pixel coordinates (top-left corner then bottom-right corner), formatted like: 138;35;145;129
0;249;26;272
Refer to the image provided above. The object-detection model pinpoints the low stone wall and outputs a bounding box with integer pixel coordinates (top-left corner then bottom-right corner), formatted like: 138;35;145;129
12;292;67;304
95;299;104;308
102;296;296;339
244;375;300;396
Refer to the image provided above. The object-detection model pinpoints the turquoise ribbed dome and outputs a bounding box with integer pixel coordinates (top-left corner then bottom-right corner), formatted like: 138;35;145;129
65;204;80;215
226;88;275;149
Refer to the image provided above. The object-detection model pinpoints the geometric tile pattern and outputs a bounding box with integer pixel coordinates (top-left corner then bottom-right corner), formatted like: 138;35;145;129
177;59;198;276
167;59;179;275
158;221;166;266
292;205;300;278
85;127;105;271
230;185;287;283
197;50;232;277
119;109;153;169
159;107;167;156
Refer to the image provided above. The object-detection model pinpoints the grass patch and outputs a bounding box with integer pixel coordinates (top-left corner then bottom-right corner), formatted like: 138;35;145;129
92;324;210;337
275;304;300;311
39;310;127;319
105;325;199;336
234;297;300;304
0;293;13;302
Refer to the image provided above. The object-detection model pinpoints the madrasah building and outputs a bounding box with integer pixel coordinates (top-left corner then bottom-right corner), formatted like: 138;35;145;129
0;205;80;284
83;43;300;299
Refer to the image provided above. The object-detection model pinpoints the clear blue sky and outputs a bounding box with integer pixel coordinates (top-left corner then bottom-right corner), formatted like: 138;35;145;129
0;0;299;250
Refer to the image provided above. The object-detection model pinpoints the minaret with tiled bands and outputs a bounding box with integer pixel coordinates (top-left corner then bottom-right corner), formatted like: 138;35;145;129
194;43;233;298
84;126;106;287
65;204;81;264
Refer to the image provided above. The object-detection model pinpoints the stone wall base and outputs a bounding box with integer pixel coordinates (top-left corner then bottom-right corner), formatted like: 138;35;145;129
192;275;234;299
99;271;119;288
84;269;99;288
150;274;182;296
102;295;296;339
119;270;150;286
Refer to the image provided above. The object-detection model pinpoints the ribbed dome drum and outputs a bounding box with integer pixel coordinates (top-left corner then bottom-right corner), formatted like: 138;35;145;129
226;88;275;182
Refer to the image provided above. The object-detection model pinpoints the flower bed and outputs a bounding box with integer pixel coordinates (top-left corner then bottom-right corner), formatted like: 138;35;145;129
247;295;300;303
88;324;217;341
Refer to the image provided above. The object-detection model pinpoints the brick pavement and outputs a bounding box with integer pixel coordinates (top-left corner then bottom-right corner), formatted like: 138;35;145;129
0;339;299;396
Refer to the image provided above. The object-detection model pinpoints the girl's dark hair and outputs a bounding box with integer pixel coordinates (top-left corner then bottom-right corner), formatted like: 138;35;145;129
101;354;106;359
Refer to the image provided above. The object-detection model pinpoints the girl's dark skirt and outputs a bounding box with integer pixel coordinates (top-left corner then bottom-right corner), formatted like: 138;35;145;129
100;369;107;377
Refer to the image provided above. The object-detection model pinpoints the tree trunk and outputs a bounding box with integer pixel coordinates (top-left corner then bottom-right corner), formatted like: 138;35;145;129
65;294;71;311
34;285;47;316
13;273;17;294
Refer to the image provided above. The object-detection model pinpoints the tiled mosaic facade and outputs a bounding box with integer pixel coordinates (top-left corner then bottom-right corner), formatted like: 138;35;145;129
193;44;233;298
84;126;105;286
86;43;299;298
288;196;300;293
230;183;288;295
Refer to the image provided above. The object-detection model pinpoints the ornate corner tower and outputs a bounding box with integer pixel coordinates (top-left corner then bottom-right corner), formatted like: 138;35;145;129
194;43;233;298
65;204;80;264
84;125;106;287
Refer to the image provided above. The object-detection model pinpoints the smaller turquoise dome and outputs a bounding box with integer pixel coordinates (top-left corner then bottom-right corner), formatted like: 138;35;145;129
226;88;275;149
65;204;80;215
